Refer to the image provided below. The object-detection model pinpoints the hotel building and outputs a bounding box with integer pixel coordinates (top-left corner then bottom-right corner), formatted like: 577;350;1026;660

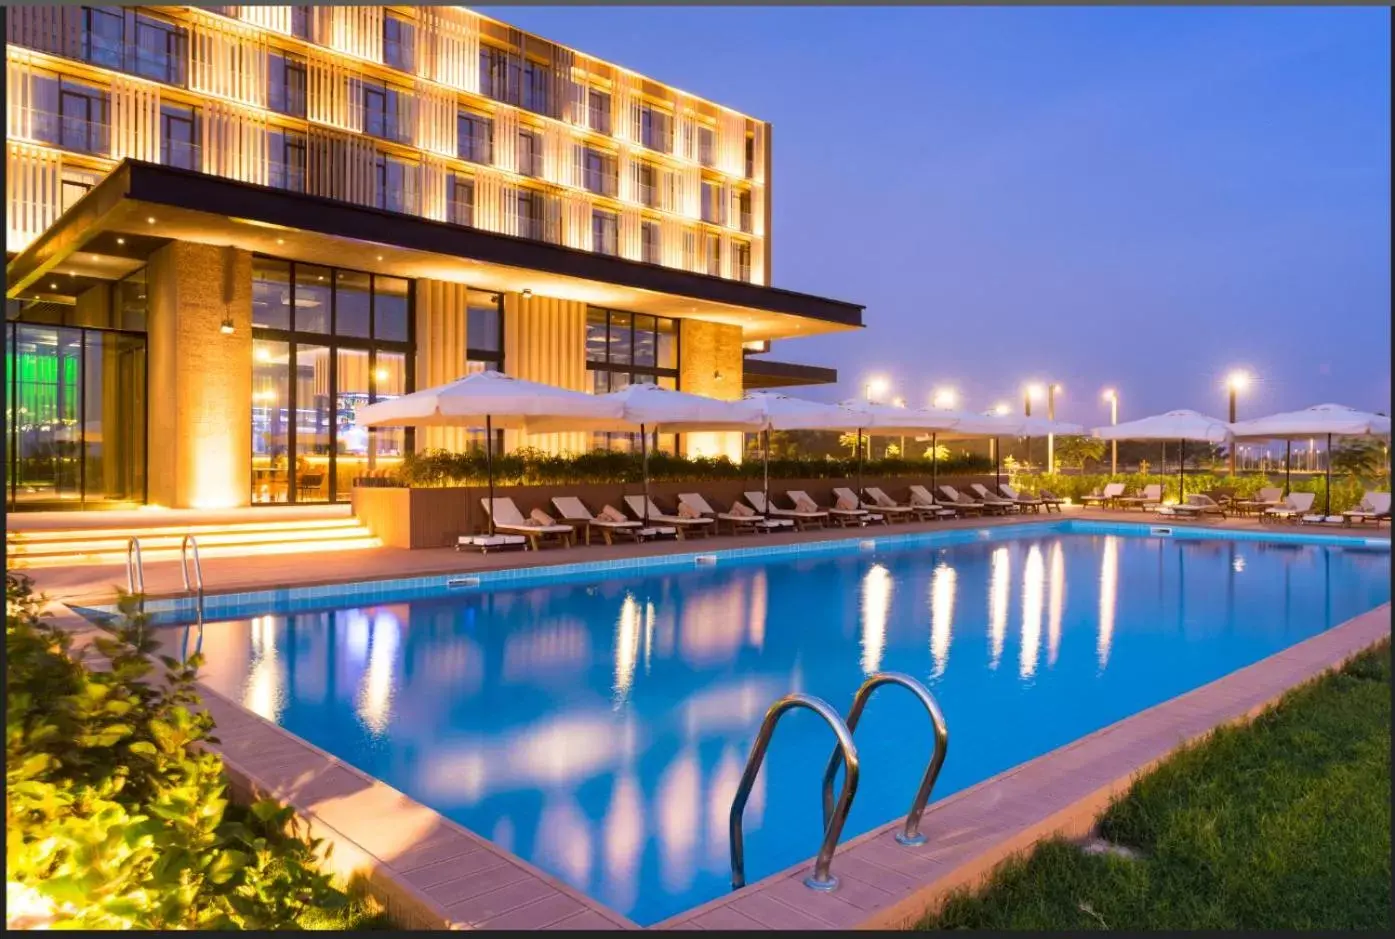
5;5;862;511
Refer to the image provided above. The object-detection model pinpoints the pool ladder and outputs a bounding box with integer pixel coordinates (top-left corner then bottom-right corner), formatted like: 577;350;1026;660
126;535;206;661
729;672;949;893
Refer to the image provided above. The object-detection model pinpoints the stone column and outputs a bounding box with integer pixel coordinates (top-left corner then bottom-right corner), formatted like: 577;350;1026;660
678;318;745;461
501;290;589;456
413;278;471;452
145;241;252;508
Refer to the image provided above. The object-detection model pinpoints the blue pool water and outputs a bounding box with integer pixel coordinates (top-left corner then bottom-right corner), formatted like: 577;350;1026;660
137;524;1387;925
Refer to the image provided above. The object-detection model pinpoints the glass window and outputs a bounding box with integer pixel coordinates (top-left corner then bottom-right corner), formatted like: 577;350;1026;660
269;51;307;117
448;175;474;227
745;136;755;178
84;7;125;70
522;60;551;115
583;147;616;197
252;258;292;331
383;12;415;73
587;89;611;135
268;130;307;193
376;153;420;215
698;126;715;167
58;79;109;156
113;268;147;332
706;234;721;276
592;209;618;257
374;276;411;343
516;190;544;241
466;290;502;358
132;13;185;85
656;316;678;370
518;128;541;178
701;181;722;224
60;167;100;212
607;311;632;366
734;241;752;282
335;270;371;338
370;349;407;466
458;111;493;165
738;190;753;233
251;339;291;503
292;342;331;502
641;221;660;264
479;46;518;104
334;346;372;494
585;308;608;364
632;314;657;368
295;264;332;334
364;82;388;139
160;102;198;170
639;104;671;153
637;163;656;208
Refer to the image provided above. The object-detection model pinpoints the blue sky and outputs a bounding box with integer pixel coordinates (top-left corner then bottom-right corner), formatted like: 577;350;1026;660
480;6;1391;425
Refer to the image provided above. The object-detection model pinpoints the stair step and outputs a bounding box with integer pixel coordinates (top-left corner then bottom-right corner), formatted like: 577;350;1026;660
11;533;381;569
9;524;376;557
8;517;364;545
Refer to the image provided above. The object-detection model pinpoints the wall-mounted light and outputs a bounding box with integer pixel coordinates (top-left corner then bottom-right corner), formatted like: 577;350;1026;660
220;316;235;336
115;237;125;245
521;288;533;299
374;368;389;382
713;369;724;381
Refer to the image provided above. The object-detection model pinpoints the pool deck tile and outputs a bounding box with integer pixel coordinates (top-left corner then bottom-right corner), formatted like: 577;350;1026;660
476;892;589;930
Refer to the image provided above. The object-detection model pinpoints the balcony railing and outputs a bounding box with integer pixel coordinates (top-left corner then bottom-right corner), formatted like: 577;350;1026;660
20;108;111;157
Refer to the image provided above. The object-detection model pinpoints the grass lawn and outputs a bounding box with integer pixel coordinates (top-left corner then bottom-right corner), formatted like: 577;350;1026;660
919;640;1391;931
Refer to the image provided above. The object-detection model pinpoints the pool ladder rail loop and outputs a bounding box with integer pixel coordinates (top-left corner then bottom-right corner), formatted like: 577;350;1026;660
179;535;207;662
125;536;145;595
729;693;860;893
822;672;949;848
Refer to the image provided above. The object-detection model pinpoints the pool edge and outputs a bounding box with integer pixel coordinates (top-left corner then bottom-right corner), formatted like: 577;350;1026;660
652;601;1393;931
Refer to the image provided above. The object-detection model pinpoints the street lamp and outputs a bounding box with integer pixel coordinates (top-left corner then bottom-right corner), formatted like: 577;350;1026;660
1046;383;1062;473
1102;388;1118;476
1227;370;1250;474
932;388;958;410
866;377;889;404
1024;383;1044;417
891;396;906;455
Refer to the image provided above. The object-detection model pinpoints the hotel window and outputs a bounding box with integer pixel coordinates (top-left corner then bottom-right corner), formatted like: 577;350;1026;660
131;12;186;85
738;190;753;233
82;6;125;70
458;111;494;165
466;289;503;371
515;191;545;241
268;130;307;193
60;167;101;212
364;82;411;144
250;257;415;504
638;103;672;153
587;89;611;135
517;128;542;178
705;234;721;276
698;126;715;167
290;5;310;40
479;45;519;104
269;50;307;117
448;175;475;227
734;241;752;282
592;209;619;257
700;181;723;225
376;154;421;215
160;102;199;171
745;136;756;179
586;308;680;452
522;60;552;116
641;221;660;264
383;11;416;73
55;78;110;157
637;163;656;208
583;147;617;197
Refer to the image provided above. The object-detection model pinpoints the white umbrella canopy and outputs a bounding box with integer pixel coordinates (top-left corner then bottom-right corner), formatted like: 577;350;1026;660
1230;403;1391;515
838;400;958;435
355;370;623;431
599;382;767;431
744;391;871;432
1092;409;1232;502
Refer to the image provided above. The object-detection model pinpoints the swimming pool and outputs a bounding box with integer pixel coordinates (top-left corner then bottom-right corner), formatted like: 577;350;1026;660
103;522;1390;925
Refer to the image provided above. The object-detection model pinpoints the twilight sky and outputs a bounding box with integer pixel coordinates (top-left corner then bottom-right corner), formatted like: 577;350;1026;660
480;5;1391;426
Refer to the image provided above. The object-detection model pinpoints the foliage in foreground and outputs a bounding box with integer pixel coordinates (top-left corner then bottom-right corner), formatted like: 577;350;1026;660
920;641;1391;930
5;572;382;930
398;445;991;487
1011;469;1382;514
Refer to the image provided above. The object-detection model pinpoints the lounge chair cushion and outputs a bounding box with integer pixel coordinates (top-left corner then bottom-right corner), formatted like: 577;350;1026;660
793;493;819;513
678;501;701;519
835;492;858;511
531;508;556;526
601;504;628;522
729;501;755;517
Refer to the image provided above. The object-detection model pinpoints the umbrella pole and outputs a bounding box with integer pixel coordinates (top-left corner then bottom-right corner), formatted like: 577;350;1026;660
1325;432;1332;516
763;427;771;522
994;436;1001;488
857;426;865;502
931;433;938;498
1284;440;1291;496
486;414;495;536
1179;438;1185;502
641;423;650;525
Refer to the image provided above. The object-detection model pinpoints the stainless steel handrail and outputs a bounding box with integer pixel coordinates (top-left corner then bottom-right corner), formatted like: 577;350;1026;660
821;672;949;847
125;537;145;595
179;534;204;595
730;693;860;892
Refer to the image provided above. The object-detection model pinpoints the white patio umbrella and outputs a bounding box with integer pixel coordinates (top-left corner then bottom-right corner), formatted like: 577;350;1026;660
928;413;1084;487
355;370;624;535
598;383;766;524
1229;403;1391;514
745;392;878;519
840;400;960;499
1092;409;1231;502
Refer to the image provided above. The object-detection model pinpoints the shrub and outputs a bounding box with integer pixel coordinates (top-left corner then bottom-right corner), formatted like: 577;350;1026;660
1011;471;1377;514
396;446;992;488
5;572;354;929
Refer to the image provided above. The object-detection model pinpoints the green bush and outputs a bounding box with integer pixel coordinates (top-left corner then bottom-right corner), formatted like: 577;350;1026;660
1012;471;1380;514
397;446;992;488
5;572;360;930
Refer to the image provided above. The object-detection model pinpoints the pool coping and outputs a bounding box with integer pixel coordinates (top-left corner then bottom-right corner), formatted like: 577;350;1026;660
41;528;1392;931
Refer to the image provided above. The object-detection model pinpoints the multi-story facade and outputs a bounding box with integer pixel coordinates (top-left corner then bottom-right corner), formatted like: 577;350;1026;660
5;5;861;511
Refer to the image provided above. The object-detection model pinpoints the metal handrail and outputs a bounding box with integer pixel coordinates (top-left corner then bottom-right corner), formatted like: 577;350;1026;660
179;535;204;595
125;537;145;595
730;693;860;892
821;672;949;847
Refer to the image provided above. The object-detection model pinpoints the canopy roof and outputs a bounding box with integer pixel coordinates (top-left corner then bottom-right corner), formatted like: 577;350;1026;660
597;383;767;432
355;370;622;431
1230;403;1391;440
1092;409;1232;443
744;391;872;432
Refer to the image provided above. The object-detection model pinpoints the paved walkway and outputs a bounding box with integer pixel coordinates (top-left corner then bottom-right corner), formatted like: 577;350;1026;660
23;507;1387;607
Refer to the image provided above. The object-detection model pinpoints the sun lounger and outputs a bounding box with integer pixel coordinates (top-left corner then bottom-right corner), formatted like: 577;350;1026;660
1263;492;1315;523
998;483;1044;513
787;489;884;527
939;485;1000;515
551;496;675;545
456;532;529;554
1037;489;1065;513
969;483;1020;513
1299;513;1346;526
745;491;828;529
906;485;961;518
835;486;914;523
624;495;715;539
1342;491;1390;527
1116;484;1163;511
864;486;943;521
1081;482;1126;508
679;492;788;535
472;497;575;550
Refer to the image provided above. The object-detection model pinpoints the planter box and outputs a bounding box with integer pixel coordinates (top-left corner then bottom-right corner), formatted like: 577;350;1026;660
351;474;1000;549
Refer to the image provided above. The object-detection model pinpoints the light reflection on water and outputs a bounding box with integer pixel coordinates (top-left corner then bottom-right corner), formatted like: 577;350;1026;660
186;533;1388;926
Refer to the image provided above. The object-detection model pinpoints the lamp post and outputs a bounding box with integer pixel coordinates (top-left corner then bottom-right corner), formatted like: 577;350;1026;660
864;376;887;460
1102;388;1118;476
892;395;906;456
1024;383;1044;469
1046;382;1062;473
1226;370;1249;474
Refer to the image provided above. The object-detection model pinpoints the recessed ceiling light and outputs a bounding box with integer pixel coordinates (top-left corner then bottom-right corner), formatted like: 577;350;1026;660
49;283;57;289
276;238;285;245
377;255;384;261
115;237;125;245
146;216;156;224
